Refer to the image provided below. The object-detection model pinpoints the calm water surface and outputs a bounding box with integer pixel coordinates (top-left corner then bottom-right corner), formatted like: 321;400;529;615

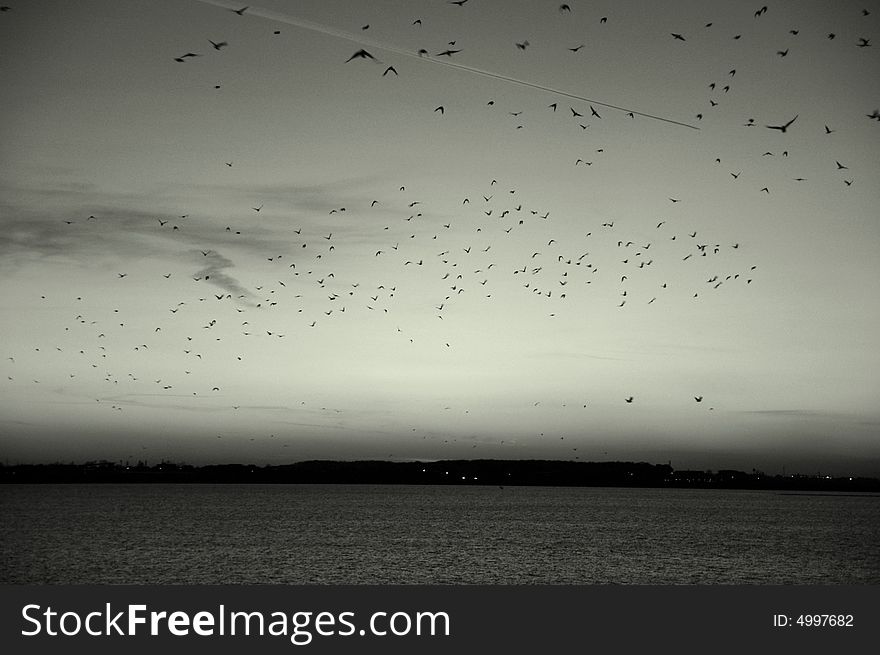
2;484;878;584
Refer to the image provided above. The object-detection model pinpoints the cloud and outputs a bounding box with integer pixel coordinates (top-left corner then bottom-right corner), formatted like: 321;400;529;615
192;250;255;300
740;409;880;427
527;350;626;361
743;409;846;418
0;174;407;266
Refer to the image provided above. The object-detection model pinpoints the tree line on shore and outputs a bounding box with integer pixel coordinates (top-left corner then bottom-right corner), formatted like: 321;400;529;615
1;459;877;491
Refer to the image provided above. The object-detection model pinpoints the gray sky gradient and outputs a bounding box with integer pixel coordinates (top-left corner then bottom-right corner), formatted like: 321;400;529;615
0;0;878;475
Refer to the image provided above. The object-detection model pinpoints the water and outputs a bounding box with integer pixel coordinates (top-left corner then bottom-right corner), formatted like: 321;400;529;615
2;484;878;584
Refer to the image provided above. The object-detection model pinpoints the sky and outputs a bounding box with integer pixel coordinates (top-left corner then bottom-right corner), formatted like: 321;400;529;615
0;0;878;476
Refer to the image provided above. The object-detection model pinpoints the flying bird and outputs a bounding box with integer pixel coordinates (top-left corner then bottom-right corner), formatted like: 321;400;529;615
208;40;228;50
345;49;376;63
766;114;798;132
231;6;248;15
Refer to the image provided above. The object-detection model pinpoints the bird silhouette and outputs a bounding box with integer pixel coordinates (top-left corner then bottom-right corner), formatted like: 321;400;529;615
231;6;248;16
208;40;227;50
766;114;798;132
345;49;376;63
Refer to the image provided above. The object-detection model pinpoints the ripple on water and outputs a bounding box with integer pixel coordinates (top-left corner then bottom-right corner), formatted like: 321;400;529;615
2;484;878;584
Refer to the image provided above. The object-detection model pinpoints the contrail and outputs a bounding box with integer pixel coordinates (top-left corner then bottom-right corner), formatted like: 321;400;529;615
193;0;700;130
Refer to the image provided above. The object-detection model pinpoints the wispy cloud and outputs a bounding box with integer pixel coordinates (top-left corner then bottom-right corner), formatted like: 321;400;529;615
0;175;409;266
192;250;255;300
740;409;880;426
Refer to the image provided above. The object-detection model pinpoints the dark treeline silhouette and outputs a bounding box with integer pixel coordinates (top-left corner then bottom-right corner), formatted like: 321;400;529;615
1;460;878;491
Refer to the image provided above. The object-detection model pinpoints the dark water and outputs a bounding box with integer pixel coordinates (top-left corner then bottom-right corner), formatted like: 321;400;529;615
2;484;878;584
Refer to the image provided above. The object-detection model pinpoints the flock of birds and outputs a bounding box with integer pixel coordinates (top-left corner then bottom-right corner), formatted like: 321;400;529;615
2;2;877;460
166;2;875;190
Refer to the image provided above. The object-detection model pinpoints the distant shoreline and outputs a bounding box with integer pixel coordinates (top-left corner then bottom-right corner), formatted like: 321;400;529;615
2;460;878;492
